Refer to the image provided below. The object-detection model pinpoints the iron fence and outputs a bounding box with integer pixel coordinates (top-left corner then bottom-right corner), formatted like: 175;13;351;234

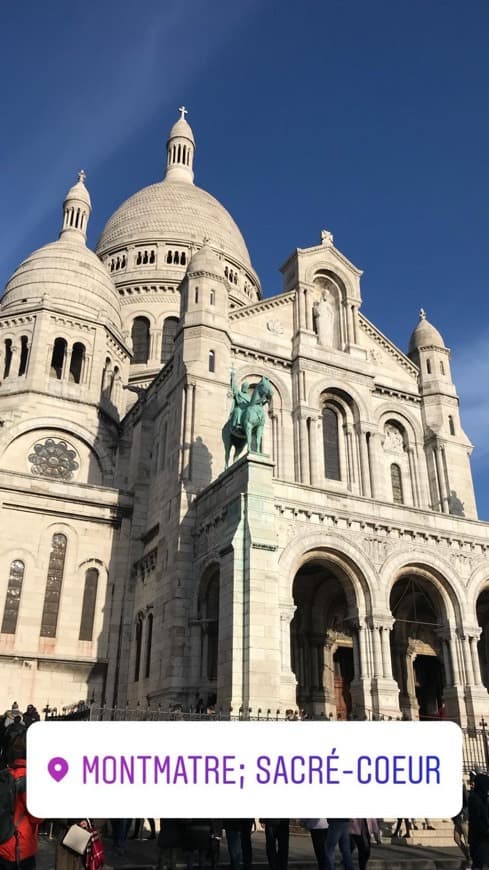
44;702;489;775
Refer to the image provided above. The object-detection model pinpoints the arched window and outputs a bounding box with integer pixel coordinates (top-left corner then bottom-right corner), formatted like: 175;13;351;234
131;317;150;364
322;406;340;480
210;289;215;305
174;252;180;265
181;252;186;265
448;415;455;436
18;336;29;376
136;252;142;266
161;317;178;363
208;350;215;373
440;360;445;375
1;560;25;634
426;358;432;374
79;568;98;641
40;533;67;637
145;612;153;678
391;463;404;504
3;339;12;378
50;338;67;379
134;615;143;682
195;288;199;303
150;250;155;264
167;251;172;264
69;342;85;384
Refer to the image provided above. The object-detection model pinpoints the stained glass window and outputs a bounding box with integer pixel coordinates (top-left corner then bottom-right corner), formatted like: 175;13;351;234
40;534;67;637
1;560;25;634
323;406;340;480
391;463;403;504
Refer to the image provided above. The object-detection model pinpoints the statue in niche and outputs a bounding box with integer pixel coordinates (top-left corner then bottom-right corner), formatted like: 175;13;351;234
384;424;404;453
313;290;335;347
448;490;465;517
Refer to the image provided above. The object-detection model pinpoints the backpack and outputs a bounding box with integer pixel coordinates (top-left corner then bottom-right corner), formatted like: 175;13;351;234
0;769;17;844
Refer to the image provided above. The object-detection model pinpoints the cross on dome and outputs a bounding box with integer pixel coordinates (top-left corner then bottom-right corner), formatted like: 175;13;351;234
78;169;87;184
420;308;426;320
179;106;188;120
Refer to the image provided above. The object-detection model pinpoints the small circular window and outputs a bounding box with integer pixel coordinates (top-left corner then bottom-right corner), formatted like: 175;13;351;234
29;438;79;481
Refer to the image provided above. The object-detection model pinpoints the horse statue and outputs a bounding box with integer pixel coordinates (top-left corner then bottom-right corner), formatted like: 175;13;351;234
222;372;273;469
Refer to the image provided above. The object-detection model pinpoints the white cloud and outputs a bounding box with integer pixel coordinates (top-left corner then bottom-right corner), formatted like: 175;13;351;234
0;0;259;278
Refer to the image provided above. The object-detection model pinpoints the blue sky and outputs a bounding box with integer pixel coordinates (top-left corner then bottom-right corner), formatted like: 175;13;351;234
2;0;489;514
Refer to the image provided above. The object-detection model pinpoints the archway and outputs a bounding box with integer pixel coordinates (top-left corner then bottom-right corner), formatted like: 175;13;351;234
390;574;447;719
291;557;358;719
476;588;489;690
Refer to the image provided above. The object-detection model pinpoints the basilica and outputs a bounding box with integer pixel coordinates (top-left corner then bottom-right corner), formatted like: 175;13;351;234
1;109;488;725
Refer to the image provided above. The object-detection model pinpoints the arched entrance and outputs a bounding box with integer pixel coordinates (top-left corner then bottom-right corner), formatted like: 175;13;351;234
390;574;447;719
291;557;359;719
476;588;489;690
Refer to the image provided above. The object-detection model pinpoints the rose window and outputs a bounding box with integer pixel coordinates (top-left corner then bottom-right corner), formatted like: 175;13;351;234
29;438;79;481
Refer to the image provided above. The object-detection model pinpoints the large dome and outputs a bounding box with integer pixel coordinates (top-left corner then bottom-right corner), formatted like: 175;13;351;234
96;180;252;268
2;238;122;332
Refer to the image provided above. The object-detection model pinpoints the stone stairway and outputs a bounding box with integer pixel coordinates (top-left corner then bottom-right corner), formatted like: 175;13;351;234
383;818;457;848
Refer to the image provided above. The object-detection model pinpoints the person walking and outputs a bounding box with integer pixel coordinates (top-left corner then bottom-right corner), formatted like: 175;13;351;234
468;772;489;870
301;819;328;870
260;820;289;870
131;819;156;840
110;819;131;856
224;820;253;870
324;819;353;870
452;783;470;867
349;820;379;870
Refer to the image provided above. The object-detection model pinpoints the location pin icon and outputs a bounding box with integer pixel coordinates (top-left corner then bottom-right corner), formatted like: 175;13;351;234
48;757;69;782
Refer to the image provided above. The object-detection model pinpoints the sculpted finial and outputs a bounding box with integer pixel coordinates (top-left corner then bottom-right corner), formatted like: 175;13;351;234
419;308;426;320
78;169;86;184
178;106;188;120
321;229;334;246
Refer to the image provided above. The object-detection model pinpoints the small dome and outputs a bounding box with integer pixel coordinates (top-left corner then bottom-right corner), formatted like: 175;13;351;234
167;117;195;145
188;243;222;276
408;309;445;353
64;175;91;209
2;237;122;332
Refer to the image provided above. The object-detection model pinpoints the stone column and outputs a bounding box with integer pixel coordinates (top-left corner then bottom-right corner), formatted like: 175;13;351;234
370;622;383;679
299;415;310;485
434;445;449;513
470;633;484;687
407;447;419;507
380;623;394;680
309;416;322;487
304;288;312;331
368;432;383;499
357;426;371;498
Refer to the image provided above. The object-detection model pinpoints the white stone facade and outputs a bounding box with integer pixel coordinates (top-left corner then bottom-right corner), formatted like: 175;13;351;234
0;112;488;726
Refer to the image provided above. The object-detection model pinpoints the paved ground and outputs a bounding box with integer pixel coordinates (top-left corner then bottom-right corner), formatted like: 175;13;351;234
36;828;469;870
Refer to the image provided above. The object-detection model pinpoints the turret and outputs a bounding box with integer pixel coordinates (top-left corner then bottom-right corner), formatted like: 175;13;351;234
59;170;92;243
408;309;477;518
164;106;195;183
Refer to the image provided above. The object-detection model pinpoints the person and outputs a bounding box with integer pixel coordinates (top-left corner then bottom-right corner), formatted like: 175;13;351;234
224;819;253;870
301;819;328;870
323;819;353;870
22;706;40;729
110;819;131;856
392;818;412;838
157;819;184;870
349;820;379;870
260;819;289;870
131;818;156;840
468;772;489;869
452;783;470;866
230;371;250;431
182;819;221;870
0;732;43;870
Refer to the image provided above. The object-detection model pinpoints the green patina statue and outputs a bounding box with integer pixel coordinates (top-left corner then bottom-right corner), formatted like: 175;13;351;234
222;369;273;469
